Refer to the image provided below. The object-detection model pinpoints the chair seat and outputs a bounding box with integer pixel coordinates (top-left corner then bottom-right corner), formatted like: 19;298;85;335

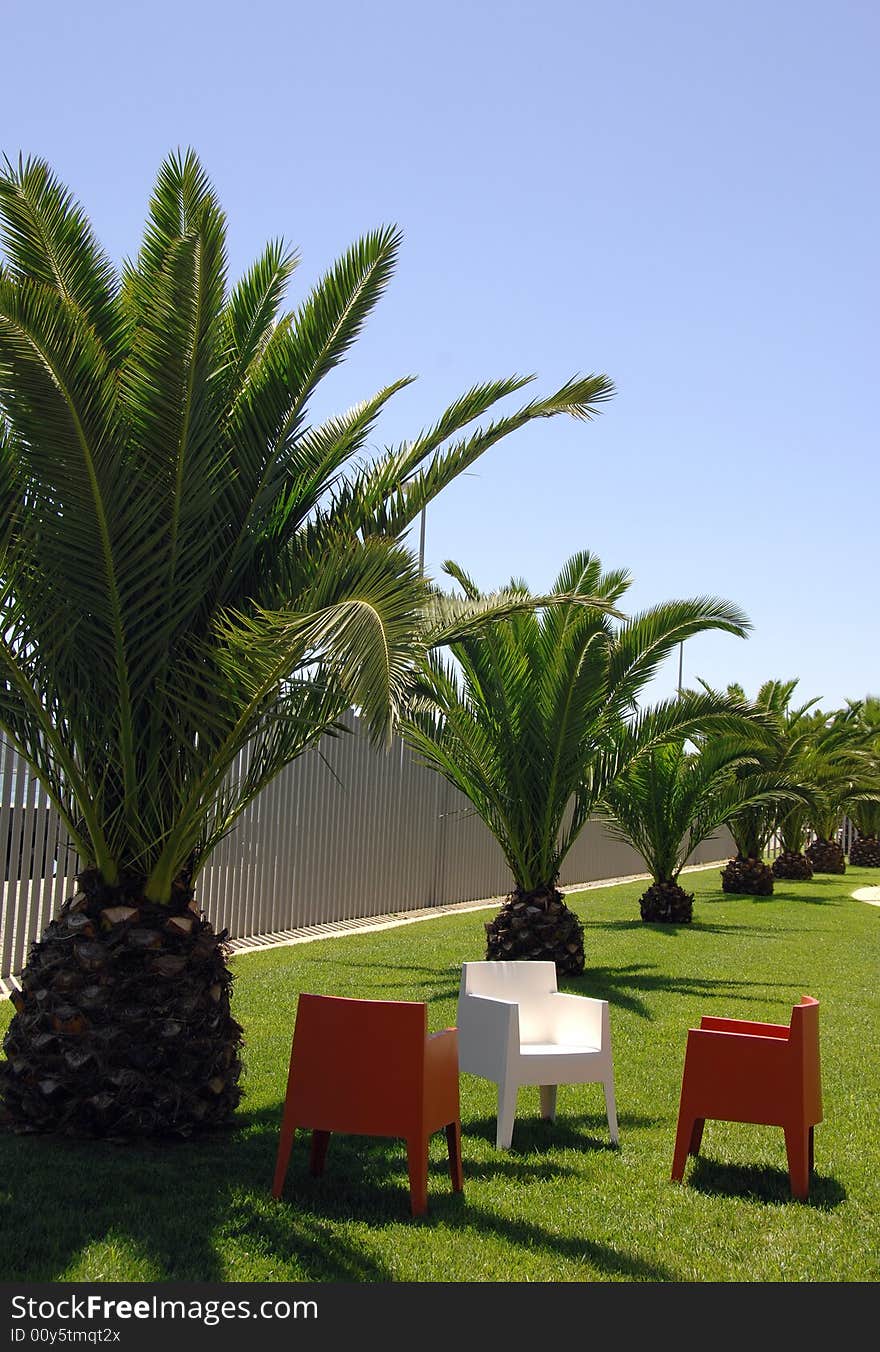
520;1042;601;1056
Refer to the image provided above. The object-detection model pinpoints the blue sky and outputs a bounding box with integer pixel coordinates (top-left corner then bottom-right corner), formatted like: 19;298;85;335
2;0;877;709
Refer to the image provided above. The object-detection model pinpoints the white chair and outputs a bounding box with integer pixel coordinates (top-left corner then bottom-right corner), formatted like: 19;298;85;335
457;961;619;1149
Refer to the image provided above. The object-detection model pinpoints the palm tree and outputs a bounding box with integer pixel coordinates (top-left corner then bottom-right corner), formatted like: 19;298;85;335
403;553;749;971
600;737;789;922
693;680;817;895
850;801;880;867
0;151;614;1137
774;803;815;879
800;715;878;874
842;696;880;867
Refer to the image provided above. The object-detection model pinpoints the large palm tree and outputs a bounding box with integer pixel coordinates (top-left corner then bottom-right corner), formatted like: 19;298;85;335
0;151;614;1137
403;553;749;972
600;737;788;922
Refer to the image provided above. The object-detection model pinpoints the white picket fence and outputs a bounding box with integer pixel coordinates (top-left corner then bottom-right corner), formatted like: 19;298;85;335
1;716;732;992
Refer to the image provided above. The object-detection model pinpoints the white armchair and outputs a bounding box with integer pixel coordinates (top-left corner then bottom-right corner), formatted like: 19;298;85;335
457;961;618;1149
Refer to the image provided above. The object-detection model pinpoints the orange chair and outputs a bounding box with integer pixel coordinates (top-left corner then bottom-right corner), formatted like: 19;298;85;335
671;996;822;1199
271;993;463;1217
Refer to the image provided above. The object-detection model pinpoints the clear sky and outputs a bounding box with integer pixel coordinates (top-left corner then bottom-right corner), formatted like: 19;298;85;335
2;0;877;709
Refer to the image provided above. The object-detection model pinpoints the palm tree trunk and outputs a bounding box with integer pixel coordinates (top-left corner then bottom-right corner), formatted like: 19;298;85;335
849;834;880;867
805;838;846;874
0;868;242;1138
720;855;774;895
638;878;694;923
772;850;813;880
484;883;585;976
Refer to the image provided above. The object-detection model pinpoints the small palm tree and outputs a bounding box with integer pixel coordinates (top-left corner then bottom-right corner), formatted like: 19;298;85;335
693;680;817;895
601;737;788;922
801;734;877;875
774;804;815;879
403;553;749;971
841;696;880;867
0;151;614;1137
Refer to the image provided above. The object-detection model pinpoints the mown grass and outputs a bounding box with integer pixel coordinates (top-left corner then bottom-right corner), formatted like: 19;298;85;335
1;865;878;1282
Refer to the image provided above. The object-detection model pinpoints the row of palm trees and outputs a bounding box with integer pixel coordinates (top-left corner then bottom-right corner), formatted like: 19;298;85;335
0;152;875;1140
403;598;880;942
607;684;880;914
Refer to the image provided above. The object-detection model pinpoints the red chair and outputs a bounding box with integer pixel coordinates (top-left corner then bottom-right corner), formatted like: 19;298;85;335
671;996;822;1199
271;993;463;1217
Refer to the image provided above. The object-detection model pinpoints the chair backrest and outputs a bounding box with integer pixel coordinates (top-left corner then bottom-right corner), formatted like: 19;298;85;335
460;961;558;1043
788;996;822;1121
461;960;558;1000
288;994;428;1128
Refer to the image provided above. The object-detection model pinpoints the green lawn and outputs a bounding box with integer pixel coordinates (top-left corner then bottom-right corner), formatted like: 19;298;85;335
1;865;878;1283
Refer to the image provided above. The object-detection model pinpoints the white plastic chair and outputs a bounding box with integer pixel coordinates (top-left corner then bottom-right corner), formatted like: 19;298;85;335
457;961;619;1149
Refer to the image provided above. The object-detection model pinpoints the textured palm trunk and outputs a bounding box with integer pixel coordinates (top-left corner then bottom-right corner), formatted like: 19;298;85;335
720;855;774;896
772;850;813;880
639;878;694;923
849;835;880;868
484;883;585;976
805;838;846;874
0;868;242;1138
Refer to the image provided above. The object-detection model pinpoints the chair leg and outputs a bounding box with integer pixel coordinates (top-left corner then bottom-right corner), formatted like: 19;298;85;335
784;1125;811;1201
272;1122;296;1198
496;1080;519;1149
539;1085;558;1122
671;1111;697;1182
446;1121;464;1193
689;1117;705;1157
406;1136;429;1217
309;1130;331;1176
603;1076;619;1146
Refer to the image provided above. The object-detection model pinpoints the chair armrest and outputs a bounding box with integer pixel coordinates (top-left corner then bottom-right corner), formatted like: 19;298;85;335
686;1027;790;1071
546;992;606;1047
699;1016;789;1039
456;994;518;1077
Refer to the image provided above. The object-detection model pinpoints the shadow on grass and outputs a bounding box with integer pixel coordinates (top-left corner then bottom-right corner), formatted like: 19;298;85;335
0;1100;677;1283
769;888;846;907
291;955;460;1005
565;964;787;1020
276;1133;677;1281
686;1156;846;1209
583;918;780;936
0;1106;394;1283
462;1110;656;1154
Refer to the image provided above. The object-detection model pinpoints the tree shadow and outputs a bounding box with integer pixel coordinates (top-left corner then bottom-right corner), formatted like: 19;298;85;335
304;956;462;981
277;1140;677;1281
0;1096;683;1283
0;1106;392;1283
561;964;787;1019
584;918;779;937
686;1156;847;1210
294;955;460;1005
769;888;845;907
